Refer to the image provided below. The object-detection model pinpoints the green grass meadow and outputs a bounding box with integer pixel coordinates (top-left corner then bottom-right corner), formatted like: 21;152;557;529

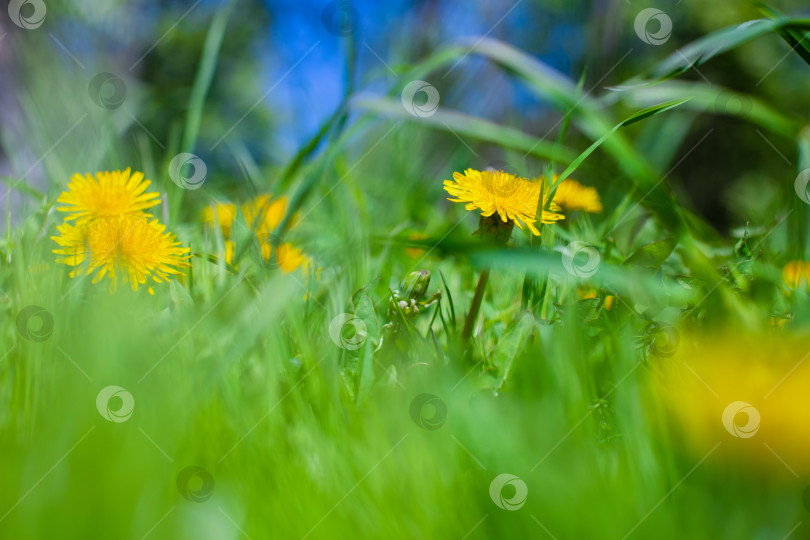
4;1;810;538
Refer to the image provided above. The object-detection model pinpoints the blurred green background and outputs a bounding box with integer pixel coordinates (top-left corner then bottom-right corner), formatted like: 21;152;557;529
2;0;810;538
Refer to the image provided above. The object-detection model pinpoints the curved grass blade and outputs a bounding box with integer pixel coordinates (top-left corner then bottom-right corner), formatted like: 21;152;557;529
602;81;800;137
352;96;577;163
750;2;810;67
546;98;692;202
613;17;810;87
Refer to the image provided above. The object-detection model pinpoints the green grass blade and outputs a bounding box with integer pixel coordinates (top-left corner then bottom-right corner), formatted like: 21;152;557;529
352;96;578;163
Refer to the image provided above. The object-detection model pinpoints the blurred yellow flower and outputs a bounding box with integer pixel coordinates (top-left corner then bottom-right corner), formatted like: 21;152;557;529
781;260;810;289
242;194;292;236
547;177;602;213
578;288;597;300
405;232;428;259
57;168;160;223
577;288;615;310
202;202;238;238
244;194;310;273
203;194;312;274
443;168;563;236
275;242;310;274
51;215;190;292
655;332;810;476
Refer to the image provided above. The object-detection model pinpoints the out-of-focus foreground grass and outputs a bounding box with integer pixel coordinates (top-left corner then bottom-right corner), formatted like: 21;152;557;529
3;1;810;539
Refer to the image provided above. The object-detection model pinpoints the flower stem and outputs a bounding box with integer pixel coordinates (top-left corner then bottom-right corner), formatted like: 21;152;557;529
462;266;490;341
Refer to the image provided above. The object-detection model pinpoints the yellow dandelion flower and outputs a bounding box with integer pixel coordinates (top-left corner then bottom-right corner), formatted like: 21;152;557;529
443;168;563;236
51;214;190;292
547;177;602;213
782;260;810;289
202;202;238;238
56;168;161;222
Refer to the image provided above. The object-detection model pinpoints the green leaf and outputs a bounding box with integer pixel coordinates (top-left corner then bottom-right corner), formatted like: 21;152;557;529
750;3;810;67
355;295;381;345
624;237;677;270
350;295;380;404
490;312;534;387
555;298;602;323
356;338;376;405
